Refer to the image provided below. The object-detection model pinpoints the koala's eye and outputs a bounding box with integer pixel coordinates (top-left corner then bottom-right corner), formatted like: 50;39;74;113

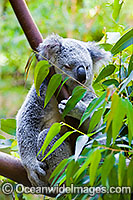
64;65;71;69
86;66;88;70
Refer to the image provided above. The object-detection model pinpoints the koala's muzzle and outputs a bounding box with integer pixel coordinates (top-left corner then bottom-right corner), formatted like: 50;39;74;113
77;66;86;83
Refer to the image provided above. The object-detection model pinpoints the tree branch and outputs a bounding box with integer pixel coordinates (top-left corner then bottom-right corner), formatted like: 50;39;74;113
0;152;57;197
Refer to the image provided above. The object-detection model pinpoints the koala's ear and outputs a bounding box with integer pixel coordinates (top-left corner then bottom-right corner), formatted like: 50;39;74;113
37;34;62;61
86;42;112;72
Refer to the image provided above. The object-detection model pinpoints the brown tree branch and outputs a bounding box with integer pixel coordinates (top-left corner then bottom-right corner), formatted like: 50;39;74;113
0;152;57;197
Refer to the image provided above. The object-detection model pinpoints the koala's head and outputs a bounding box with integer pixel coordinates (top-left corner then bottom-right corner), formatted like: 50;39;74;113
38;34;111;89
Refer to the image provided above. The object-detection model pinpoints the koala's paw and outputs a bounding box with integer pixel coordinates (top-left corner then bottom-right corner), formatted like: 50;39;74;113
58;99;68;114
25;160;48;187
58;98;86;119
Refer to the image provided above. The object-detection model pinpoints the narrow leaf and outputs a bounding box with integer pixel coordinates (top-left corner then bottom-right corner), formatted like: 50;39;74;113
111;29;133;55
42;131;73;161
106;93;119;133
80;92;107;126
75;135;89;161
118;153;126;186
44;74;62;108
94;65;116;84
37;123;61;156
127;159;133;187
56;76;69;98
125;99;133;146
102;79;119;87
0;119;16;136
128;55;133;76
112;0;123;22
62;86;86;118
87;104;106;134
112;97;126;143
74;149;95;181
34;60;50;96
118;71;133;94
90;149;101;186
101;154;115;186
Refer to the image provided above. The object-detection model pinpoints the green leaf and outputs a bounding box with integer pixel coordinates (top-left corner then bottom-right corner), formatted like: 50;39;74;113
112;0;123;22
50;159;69;186
44;74;62;108
128;55;133;76
0;119;16;136
111;29;133;55
112;97;126;143
66;160;79;186
118;153;126;186
56;76;69;98
34;60;50;96
118;71;133;94
127;159;133;187
90;149;101;186
80;92;107;126
93;65;116;84
62;86;86;118
102;79;119;87
37;123;61;156
42;131;73;161
87;104;106;134
125;99;133;146
75;135;89;161
66;160;79;200
101;154;115;186
106;93;119;133
74;149;95;181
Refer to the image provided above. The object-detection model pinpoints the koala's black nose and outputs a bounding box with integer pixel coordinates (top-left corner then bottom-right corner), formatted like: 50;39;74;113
77;66;86;83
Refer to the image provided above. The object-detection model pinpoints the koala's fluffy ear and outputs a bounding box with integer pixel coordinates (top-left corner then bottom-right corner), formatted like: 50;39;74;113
86;42;112;72
37;34;62;61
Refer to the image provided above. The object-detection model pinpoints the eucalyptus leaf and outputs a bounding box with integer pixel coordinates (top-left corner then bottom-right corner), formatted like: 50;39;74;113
102;79;119;87
111;29;133;55
37;123;61;156
87;104;105;134
101;154;115;186
112;96;126;143
34;60;50;96
74;149;95;181
89;149;101;186
80;92;107;126
75;135;89;161
42;131;73;161
118;71;133;94
112;0;123;22
118;153;126;186
94;65;116;84
128;55;133;76
62;86;86;118
44;74;62;108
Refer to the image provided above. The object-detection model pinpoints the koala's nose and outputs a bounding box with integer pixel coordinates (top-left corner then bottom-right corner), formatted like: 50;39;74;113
77;66;86;83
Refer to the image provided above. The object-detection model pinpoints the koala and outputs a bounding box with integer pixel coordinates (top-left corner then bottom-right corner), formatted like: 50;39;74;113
16;34;111;188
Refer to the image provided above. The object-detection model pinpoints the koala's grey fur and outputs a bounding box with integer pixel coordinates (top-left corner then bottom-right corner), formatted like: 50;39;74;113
16;34;111;187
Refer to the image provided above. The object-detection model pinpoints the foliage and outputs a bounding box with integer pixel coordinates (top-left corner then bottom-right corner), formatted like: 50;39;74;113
0;0;132;200
35;29;133;199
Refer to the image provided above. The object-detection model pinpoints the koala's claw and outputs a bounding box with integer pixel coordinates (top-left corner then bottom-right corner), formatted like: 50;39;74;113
25;160;47;186
58;99;68;114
